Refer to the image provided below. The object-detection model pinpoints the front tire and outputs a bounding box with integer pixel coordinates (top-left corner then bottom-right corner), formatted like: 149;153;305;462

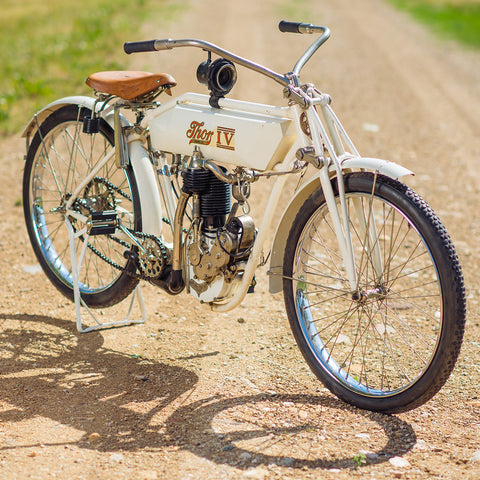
23;105;141;308
283;172;465;413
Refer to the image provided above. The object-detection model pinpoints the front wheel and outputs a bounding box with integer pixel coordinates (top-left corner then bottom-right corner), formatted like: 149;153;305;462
283;172;465;413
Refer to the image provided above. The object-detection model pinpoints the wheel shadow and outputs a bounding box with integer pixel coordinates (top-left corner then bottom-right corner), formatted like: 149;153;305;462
0;313;416;471
163;393;417;470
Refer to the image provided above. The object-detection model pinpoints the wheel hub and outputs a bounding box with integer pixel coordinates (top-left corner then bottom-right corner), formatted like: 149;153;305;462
352;284;388;303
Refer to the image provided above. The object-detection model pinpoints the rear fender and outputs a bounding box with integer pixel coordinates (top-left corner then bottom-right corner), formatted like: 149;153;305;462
268;157;413;294
21;96;164;235
21;96;124;143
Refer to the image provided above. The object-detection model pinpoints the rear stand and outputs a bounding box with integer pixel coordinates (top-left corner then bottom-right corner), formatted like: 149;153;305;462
65;218;147;333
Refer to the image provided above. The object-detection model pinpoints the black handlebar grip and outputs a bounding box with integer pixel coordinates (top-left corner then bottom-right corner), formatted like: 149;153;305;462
279;20;302;33
124;40;158;54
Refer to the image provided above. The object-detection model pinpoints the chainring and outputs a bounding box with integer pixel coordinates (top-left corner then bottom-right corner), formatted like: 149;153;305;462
137;237;167;278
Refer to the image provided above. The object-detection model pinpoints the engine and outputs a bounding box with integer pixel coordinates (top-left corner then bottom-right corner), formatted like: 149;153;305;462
181;165;255;303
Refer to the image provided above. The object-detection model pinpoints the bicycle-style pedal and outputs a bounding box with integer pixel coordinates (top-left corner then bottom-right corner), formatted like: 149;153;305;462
87;210;118;235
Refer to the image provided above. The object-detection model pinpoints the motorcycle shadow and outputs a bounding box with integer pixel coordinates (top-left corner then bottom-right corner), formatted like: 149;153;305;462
0;312;198;452
0;313;416;471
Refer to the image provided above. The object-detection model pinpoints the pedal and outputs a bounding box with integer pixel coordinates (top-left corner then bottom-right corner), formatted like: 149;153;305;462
87;210;118;235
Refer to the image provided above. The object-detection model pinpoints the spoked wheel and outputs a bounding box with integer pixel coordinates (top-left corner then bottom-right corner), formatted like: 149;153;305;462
23;105;141;308
283;172;465;413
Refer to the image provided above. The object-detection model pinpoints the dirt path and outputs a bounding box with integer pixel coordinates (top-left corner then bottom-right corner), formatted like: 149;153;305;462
1;0;480;479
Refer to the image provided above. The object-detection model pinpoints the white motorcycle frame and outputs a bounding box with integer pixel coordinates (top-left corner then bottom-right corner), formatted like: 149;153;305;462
22;24;413;329
138;91;411;312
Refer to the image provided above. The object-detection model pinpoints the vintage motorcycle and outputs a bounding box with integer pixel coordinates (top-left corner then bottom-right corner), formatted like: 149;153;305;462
22;21;466;413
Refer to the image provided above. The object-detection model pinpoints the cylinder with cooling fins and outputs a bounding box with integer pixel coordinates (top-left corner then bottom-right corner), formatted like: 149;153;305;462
181;167;231;231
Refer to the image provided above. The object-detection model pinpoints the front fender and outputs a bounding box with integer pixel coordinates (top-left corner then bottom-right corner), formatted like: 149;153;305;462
268;157;414;294
22;95;120;143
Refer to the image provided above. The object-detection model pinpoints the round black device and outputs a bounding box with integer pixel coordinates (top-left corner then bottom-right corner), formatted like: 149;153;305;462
197;57;237;106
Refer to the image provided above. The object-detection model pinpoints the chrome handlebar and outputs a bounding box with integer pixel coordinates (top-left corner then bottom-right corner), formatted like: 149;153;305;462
124;21;330;87
148;38;290;86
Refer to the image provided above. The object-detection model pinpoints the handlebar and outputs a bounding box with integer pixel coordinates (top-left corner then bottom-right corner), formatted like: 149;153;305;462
123;21;330;86
123;39;158;54
278;20;327;35
126;38;292;86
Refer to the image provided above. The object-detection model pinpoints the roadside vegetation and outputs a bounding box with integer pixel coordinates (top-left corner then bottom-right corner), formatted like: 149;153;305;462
278;0;311;20
0;0;181;136
388;0;480;48
1;0;479;137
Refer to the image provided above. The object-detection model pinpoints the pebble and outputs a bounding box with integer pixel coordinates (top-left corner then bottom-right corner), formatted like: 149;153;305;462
88;432;101;442
239;452;252;461
336;334;352;345
362;123;380;133
470;450;480;463
413;439;428;451
388;456;410;468
109;453;124;463
243;468;268;479
21;264;42;274
278;457;295;467
360;450;378;461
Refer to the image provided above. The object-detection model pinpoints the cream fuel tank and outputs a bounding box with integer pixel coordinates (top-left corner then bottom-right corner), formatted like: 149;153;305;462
144;93;298;171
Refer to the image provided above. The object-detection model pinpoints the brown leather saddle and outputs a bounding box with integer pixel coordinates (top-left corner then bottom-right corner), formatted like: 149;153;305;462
86;71;176;100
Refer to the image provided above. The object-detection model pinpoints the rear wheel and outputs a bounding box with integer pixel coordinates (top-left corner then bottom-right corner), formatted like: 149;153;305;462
283;172;466;413
23;105;141;308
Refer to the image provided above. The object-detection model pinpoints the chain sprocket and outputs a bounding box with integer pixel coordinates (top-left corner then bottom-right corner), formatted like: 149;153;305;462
136;235;168;279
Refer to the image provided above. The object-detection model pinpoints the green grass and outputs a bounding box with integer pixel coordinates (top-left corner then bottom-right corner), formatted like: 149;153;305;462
277;0;312;22
0;0;182;136
388;0;480;48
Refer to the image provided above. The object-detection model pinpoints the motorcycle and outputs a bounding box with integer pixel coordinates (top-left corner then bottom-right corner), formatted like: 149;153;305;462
22;21;466;413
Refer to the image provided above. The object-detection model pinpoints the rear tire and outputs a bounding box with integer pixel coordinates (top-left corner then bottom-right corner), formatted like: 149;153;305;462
23;105;141;308
283;172;466;413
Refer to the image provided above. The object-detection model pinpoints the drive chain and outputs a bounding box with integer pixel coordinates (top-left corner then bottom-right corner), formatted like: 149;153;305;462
72;177;169;280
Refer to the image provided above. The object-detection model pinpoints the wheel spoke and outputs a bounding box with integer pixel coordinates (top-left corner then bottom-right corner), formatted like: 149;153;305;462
287;173;457;407
26;108;138;299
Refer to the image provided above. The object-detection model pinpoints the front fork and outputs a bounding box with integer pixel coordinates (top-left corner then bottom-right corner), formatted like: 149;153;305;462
305;97;384;293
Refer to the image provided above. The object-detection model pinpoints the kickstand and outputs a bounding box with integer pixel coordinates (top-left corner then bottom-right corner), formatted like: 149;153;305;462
65;218;147;333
